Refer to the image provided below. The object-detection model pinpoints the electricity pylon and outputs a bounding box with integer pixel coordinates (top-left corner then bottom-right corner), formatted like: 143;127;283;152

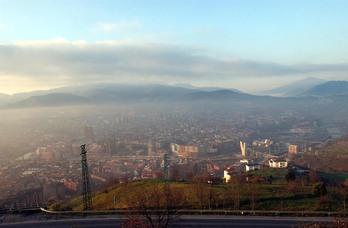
81;144;92;211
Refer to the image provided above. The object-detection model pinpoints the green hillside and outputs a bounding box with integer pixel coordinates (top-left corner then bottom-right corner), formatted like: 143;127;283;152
52;168;347;212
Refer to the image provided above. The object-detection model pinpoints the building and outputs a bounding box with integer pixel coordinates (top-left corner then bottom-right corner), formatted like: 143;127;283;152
105;135;117;155
240;159;260;172
269;159;288;168
224;169;233;183
245;163;261;172
288;144;298;154
148;140;163;156
171;143;199;158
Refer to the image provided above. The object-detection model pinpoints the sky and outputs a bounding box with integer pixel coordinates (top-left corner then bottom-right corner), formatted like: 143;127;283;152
0;0;348;95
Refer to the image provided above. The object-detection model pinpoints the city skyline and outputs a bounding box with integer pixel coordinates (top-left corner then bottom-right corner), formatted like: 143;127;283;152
1;0;348;94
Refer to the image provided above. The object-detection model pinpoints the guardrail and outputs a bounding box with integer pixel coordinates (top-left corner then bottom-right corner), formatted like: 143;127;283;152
0;207;42;214
39;208;348;217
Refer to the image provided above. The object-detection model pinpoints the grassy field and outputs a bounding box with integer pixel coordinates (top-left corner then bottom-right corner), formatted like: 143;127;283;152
53;168;347;212
319;172;348;183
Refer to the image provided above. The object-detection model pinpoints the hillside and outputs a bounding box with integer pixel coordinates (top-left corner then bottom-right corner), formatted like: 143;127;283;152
302;81;348;97
4;93;88;108
53;168;347;212
261;77;326;97
291;137;348;172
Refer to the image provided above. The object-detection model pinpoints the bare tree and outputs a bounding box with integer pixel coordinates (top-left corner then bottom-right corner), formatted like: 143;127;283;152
123;183;183;228
338;187;347;212
308;170;320;183
287;180;299;195
246;182;261;211
192;175;209;210
230;181;242;210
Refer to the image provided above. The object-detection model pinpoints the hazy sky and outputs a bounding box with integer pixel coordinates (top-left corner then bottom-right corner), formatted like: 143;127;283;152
0;0;348;94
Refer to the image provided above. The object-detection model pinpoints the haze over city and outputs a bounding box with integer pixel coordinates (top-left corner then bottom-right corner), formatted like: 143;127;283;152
1;1;348;227
1;0;348;94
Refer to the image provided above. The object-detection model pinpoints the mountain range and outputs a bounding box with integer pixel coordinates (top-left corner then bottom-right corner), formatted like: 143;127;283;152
259;77;327;97
0;79;347;109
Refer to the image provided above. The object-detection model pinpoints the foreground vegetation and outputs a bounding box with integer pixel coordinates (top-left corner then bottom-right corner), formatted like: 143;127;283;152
53;168;348;213
47;168;347;227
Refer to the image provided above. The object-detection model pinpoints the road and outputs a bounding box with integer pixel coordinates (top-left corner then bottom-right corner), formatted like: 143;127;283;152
0;215;333;227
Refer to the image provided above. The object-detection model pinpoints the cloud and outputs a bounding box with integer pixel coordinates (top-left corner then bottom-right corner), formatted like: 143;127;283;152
0;38;347;93
15;37;88;46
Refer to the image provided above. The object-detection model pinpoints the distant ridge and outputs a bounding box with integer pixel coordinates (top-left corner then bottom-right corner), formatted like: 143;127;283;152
4;93;88;108
173;83;243;93
301;81;348;97
260;77;326;97
1;82;348;109
181;89;252;101
0;93;10;105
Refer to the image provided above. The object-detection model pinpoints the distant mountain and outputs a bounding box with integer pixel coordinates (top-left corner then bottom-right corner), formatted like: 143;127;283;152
0;93;10;105
3;83;247;107
260;77;326;97
173;83;243;93
180;89;253;101
3;82;348;110
1;84;198;108
301;81;348;97
82;84;195;102
4;93;88;109
0;93;9;97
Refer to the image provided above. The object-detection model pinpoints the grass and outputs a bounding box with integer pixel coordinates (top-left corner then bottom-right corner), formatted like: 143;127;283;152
54;168;347;212
319;172;348;184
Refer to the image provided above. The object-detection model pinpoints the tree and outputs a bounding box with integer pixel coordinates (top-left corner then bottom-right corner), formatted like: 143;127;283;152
312;182;327;197
285;169;296;182
246;182;261;211
308;170;319;183
338;187;347;212
230;182;242;210
287;180;299;195
192;175;209;210
124;183;183;228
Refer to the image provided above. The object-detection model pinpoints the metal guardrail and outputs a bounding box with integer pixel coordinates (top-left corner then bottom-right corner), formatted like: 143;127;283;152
39;208;348;217
0;207;42;214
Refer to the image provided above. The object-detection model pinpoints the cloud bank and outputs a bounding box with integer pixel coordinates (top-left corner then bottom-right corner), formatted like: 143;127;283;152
0;39;347;93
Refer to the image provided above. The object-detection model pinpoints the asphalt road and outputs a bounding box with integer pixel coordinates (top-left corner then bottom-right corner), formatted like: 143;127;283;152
0;215;333;228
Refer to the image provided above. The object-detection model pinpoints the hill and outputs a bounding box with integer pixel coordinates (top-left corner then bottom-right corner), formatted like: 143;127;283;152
0;84;258;109
301;81;348;97
0;93;10;105
1;83;348;114
180;89;253;101
291;137;348;172
4;93;88;108
260;77;326;97
53;168;347;213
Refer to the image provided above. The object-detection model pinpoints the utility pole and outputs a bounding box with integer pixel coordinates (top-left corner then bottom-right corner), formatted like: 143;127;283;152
81;144;92;211
163;153;169;193
163;152;169;214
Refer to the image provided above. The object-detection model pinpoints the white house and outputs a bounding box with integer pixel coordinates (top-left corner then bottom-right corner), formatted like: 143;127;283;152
245;163;261;171
269;159;288;168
